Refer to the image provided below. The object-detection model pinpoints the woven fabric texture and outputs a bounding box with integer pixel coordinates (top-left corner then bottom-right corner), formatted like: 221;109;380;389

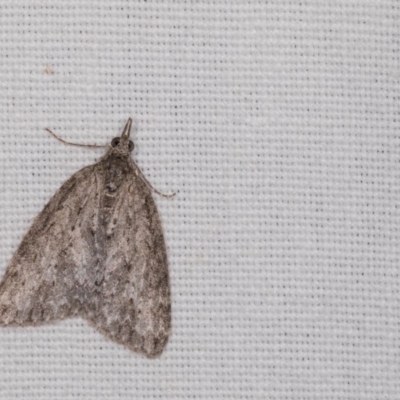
0;1;399;399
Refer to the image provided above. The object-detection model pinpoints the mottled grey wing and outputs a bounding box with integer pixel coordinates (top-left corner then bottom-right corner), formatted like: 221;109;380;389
0;165;101;326
85;172;171;358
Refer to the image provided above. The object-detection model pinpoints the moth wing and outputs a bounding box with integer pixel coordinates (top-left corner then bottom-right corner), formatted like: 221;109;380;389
86;173;171;358
0;165;101;325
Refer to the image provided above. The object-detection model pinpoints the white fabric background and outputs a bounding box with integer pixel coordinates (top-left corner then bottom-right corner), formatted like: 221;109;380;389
0;1;399;399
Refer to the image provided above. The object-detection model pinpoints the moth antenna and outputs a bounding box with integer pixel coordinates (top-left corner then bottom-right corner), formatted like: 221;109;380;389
133;161;176;198
45;128;108;149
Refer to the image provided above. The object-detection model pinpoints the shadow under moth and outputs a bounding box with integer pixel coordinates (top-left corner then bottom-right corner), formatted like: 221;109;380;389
0;119;172;358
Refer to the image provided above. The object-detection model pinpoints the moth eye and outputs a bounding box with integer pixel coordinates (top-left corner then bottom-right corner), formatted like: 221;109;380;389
128;140;134;152
111;137;120;148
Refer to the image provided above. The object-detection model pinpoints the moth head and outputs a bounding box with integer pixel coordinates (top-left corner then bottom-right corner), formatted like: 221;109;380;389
111;118;134;155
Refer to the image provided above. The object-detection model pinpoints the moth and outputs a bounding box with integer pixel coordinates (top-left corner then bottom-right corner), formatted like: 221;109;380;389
0;119;172;358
